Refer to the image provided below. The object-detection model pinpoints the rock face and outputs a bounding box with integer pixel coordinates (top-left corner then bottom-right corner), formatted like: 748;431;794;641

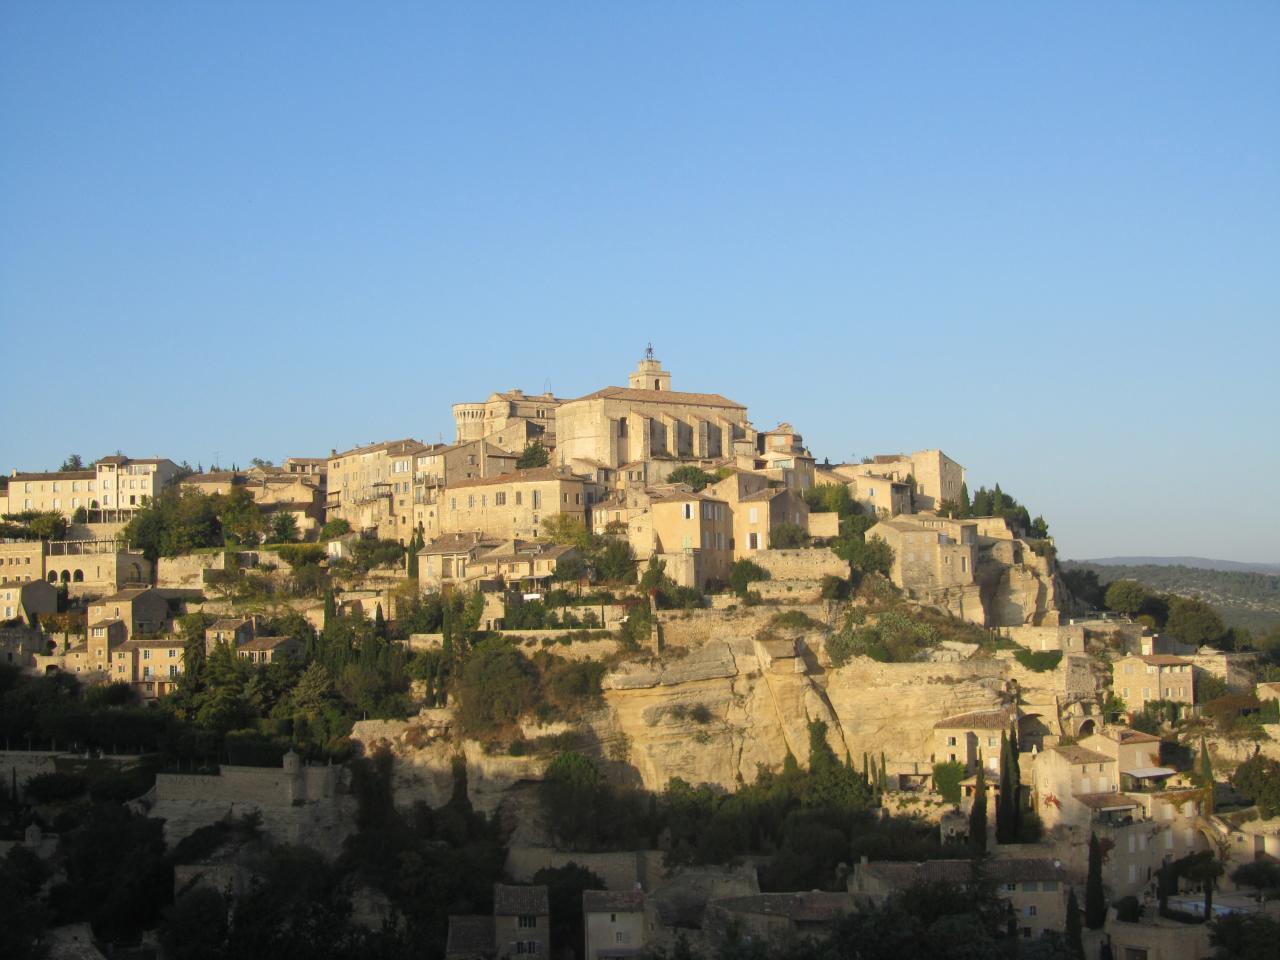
351;599;1109;816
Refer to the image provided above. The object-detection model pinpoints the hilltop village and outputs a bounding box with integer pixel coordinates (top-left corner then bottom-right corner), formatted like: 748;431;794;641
2;350;1278;960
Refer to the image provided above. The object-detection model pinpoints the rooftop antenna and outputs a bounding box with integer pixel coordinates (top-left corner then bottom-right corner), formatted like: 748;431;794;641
645;342;655;360
543;377;552;396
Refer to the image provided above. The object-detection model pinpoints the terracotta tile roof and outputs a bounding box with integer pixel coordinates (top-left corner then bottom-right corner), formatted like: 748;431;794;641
94;587;157;603
330;439;428;460
583;890;645;913
9;470;96;481
860;857;1070;887
207;618;252;631
1130;654;1193;666
118;638;185;650
569;386;746;409
238;636;298;651
419;532;502;556
88;619;124;629
1108;727;1162;745
1051;745;1114;765
934;708;1012;730
445;915;494;956
713;892;855;923
493;883;549;916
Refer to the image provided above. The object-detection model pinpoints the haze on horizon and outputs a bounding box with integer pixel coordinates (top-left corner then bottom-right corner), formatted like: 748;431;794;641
2;4;1276;564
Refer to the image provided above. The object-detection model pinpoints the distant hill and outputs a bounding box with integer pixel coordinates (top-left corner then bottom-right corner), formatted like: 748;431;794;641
1080;556;1280;575
1062;560;1280;635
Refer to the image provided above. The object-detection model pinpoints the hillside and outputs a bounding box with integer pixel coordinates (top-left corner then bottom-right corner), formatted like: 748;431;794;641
1063;560;1280;634
1081;555;1280;575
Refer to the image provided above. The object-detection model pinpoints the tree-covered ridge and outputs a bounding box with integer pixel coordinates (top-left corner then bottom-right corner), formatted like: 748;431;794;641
1063;560;1280;633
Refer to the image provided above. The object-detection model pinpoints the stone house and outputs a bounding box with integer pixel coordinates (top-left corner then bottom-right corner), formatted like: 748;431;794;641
446;883;550;960
31;538;151;596
704;892;856;949
869;514;978;596
412;440;520;533
583;889;647;960
62;618;128;678
417;533;503;593
1112;655;1194;714
325;438;428;543
438;467;595;543
708;471;810;556
838;450;965;512
113;637;185;698
933;708;1014;772
4;468;96;518
0;578;57;623
844;472;912;517
648;489;734;589
849;857;1072;941
205;616;256;655
92;455;182;519
1030;743;1121;830
471;541;581;593
87;587;169;639
237;635;303;665
0;539;44;585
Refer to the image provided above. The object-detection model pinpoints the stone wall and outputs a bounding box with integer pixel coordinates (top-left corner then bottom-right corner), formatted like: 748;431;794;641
156;553;227;588
505;847;667;890
656;603;829;649
1003;624;1085;653
750;548;846;582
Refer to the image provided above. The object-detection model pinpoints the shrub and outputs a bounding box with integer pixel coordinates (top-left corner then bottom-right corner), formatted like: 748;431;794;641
1013;649;1063;672
689;704;713;724
455;637;541;735
932;762;966;804
320;518;351;540
729;559;770;598
276;543;326;567
24;771;88;803
770;523;809;549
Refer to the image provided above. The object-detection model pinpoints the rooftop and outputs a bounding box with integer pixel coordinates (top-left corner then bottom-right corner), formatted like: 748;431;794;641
934;708;1012;731
330;438;428;461
569;385;746;409
448;467;581;490
418;532;503;556
712;892;855;923
93;587;157;603
583;890;646;913
1050;744;1114;765
494;883;549;916
444;915;494;956
238;636;297;651
1073;792;1141;811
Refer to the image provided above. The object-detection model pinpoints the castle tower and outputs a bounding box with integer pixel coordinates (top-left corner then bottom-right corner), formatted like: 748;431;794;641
628;343;671;392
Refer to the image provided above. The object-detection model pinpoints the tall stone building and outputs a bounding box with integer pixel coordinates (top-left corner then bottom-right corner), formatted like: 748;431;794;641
555;348;753;475
326;439;428;543
451;389;564;453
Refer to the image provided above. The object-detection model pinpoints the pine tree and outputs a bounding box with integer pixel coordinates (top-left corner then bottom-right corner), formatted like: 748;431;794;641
1065;887;1084;959
969;756;988;852
1085;832;1106;929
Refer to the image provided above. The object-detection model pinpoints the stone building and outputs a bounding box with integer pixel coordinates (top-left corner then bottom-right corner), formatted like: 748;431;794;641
869;514;978;594
326;438;428;543
836;450;965;512
445;884;551;960
647;489;734;589
849;858;1072;941
417;532;503;593
237;635;304;665
113;636;186;697
0;578;57;623
12;538;152;597
453;389;565;452
181;470;326;539
4;468;96;518
437;467;595;542
87;587;169;639
411;440;520;534
933;707;1014;772
5;455;179;522
584;889;648;960
554;351;753;474
205;616;256;654
1112;654;1194;714
708;471;810;556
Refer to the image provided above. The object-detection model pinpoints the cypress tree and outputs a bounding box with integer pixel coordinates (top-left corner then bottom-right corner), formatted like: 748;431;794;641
996;729;1011;843
374;602;386;640
880;751;889;792
1009;721;1022;840
1197;734;1215;815
959;482;971;517
406;530;420;579
1085;832;1106;928
862;752;869;786
323;588;337;626
969;755;987;852
1065;888;1084;959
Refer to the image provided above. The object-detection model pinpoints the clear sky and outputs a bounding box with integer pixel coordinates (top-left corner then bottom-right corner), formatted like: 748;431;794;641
2;3;1277;562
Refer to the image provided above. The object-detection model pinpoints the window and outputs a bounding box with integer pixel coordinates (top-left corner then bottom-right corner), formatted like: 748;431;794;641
616;931;630;944
518;916;537;929
516;492;523;506
496;492;506;506
468;495;475;509
532;491;541;509
683;503;693;520
1026;905;1037;916
1004;882;1017;892
947;736;957;746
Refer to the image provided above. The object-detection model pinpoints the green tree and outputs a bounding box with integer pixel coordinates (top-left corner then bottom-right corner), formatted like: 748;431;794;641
542;751;601;848
1085;833;1106;929
1165;596;1226;647
728;558;770;598
1209;914;1280;960
770;522;809;549
1065;887;1084;959
59;453;85;471
1182;851;1224;919
270;511;299;543
516;441;550;468
932;761;966;804
1232;754;1280;817
969;758;987;852
1197;734;1215;815
320;518;351;540
1104;580;1149;617
665;465;716;491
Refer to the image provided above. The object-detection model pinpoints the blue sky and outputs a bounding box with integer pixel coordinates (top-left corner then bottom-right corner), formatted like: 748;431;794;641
2;3;1277;562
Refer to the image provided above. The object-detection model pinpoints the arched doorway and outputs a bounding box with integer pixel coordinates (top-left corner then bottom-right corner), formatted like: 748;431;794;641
72;569;84;582
59;570;71;583
1077;718;1097;737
